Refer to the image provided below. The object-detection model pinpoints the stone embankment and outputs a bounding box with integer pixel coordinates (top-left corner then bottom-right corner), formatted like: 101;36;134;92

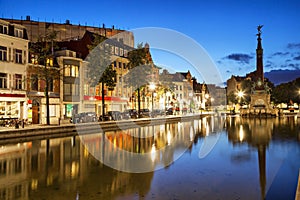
0;114;211;141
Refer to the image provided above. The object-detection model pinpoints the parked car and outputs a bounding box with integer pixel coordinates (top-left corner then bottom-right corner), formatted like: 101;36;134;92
166;107;173;115
151;109;164;117
71;112;97;123
99;111;123;121
122;109;138;119
139;108;151;118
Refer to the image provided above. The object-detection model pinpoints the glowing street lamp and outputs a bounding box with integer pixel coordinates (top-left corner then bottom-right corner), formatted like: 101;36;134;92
237;91;244;98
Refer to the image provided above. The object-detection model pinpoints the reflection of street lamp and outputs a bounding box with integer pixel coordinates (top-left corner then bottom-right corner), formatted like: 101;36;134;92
166;91;171;108
149;83;156;111
204;93;210;110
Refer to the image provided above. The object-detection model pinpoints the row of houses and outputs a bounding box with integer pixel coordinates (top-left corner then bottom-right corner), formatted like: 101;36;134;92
0;17;224;124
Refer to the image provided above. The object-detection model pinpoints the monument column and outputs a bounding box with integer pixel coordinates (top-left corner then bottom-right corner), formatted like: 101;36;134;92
256;25;264;81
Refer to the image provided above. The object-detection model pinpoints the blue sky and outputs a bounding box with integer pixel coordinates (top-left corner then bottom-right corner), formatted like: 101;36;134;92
1;0;300;84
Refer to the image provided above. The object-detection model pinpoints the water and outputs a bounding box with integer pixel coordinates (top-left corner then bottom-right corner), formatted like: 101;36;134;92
0;116;299;200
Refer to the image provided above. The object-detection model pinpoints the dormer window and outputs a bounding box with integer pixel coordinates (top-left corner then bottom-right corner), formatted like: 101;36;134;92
0;25;8;34
14;28;23;38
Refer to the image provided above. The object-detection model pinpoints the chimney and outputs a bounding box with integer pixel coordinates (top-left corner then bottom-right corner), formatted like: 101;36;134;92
26;15;30;21
65;19;70;25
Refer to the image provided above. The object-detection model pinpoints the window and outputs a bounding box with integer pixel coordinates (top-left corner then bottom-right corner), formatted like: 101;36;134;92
124;50;128;57
84;84;89;95
114;61;117;68
15;74;22;90
0;73;7;89
31;54;38;64
0;46;7;61
64;84;71;95
115;47;119;55
119;62;122;68
64;65;78;77
120;48;124;56
14;28;23;38
0;24;8;34
72;84;79;95
123;63;126;69
64;65;71;76
64;83;79;95
15;49;22;64
31;74;38;91
71;65;79;77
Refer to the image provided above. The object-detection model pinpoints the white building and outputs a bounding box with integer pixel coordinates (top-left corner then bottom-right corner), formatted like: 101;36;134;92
0;19;29;120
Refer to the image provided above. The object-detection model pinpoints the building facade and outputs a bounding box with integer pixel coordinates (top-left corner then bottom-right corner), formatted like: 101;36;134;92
0;19;29;120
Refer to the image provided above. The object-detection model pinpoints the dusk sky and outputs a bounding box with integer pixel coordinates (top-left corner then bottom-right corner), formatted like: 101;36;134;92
1;0;300;84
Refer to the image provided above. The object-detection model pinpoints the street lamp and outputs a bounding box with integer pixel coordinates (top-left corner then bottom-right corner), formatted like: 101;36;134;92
237;91;244;104
149;83;156;111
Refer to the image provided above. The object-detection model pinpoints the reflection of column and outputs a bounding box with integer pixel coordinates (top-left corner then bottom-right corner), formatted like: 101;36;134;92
258;145;266;200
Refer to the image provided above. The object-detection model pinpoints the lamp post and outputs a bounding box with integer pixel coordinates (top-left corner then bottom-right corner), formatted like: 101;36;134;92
149;83;156;111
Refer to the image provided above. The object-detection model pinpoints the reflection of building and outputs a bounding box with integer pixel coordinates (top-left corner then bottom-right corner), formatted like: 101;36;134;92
0;143;31;199
0;19;29;120
227;117;273;199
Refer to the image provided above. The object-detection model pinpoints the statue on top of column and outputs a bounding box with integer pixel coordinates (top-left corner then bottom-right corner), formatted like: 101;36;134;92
257;25;263;38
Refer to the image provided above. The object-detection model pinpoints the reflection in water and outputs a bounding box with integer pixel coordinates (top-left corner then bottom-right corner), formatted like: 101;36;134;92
226;116;300;200
0;117;298;199
80;122;197;173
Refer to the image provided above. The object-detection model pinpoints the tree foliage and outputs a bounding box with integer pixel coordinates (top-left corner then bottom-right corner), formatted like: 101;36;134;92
272;78;300;104
85;34;117;118
123;43;153;115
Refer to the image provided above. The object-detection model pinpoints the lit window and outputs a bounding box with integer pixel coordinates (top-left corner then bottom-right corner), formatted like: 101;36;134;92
46;58;53;66
31;54;38;64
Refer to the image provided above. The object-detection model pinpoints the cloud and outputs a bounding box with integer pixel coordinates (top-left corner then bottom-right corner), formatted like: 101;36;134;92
288;63;300;70
272;52;289;56
293;55;300;60
223;53;253;64
287;43;300;49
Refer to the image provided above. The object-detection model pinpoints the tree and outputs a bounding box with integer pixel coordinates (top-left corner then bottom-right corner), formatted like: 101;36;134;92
86;35;117;120
272;78;299;105
29;31;59;125
124;43;152;116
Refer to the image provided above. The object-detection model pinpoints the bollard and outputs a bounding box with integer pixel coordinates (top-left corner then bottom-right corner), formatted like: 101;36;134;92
22;119;25;128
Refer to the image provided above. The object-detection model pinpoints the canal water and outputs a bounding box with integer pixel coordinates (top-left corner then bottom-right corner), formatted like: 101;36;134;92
0;116;299;199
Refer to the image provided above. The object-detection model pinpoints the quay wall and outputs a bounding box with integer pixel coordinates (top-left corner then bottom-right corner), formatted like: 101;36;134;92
0;114;211;141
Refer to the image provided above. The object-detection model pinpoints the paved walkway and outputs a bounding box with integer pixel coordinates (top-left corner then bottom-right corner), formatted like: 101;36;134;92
0;123;61;132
